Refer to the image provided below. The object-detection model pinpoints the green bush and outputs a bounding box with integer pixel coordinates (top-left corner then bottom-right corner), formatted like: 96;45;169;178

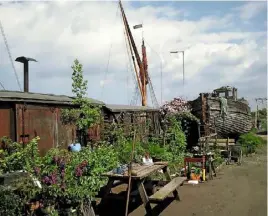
237;132;264;154
0;187;23;216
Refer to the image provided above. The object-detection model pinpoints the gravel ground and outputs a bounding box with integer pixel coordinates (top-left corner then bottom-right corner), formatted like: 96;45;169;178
98;144;267;216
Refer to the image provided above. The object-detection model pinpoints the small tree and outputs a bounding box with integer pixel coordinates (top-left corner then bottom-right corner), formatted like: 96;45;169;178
62;59;101;146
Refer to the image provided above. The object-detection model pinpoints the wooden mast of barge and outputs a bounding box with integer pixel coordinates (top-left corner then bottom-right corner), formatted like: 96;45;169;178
119;0;149;106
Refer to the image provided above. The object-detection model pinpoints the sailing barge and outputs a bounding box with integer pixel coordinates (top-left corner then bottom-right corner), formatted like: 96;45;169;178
190;86;252;139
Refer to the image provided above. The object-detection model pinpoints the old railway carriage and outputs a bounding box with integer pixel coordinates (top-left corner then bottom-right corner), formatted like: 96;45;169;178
189;86;252;139
0;90;161;154
0;90;104;155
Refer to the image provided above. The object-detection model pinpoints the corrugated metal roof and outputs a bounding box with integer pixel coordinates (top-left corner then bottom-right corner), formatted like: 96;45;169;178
0;90;104;105
105;104;159;112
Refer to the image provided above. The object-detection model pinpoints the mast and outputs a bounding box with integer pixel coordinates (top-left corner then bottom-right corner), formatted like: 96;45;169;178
119;0;147;106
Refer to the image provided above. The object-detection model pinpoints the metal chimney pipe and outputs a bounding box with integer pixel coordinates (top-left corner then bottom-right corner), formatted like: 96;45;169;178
24;61;29;92
15;56;37;92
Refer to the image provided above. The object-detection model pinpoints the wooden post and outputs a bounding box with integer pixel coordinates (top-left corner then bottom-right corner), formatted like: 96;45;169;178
227;137;231;164
254;104;259;128
202;155;206;181
125;129;136;216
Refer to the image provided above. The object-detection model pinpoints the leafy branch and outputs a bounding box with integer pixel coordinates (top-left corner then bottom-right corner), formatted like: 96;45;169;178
61;59;101;145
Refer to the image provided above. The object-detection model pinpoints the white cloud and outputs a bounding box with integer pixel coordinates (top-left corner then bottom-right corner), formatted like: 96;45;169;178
0;1;266;109
233;1;267;21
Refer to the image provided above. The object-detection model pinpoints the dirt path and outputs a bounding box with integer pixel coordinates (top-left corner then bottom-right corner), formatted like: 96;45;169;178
130;146;267;216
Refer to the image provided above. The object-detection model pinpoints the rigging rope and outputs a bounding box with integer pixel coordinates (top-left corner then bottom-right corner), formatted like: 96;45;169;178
120;7;140;106
123;26;135;105
0;81;5;90
100;3;119;99
130;84;140;106
148;76;159;108
0;20;22;91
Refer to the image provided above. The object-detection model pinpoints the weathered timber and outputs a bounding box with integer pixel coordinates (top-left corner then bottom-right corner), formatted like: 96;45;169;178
190;86;252;138
208;142;235;147
149;177;186;202
210;138;235;143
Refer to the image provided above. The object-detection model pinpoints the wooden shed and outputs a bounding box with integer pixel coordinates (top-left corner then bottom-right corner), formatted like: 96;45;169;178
103;104;161;140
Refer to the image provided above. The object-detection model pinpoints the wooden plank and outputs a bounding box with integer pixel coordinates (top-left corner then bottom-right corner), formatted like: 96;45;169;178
102;164;167;180
137;181;153;216
199;133;217;141
154;161;168;165
137;164;167;179
210;138;235;143
163;166;180;201
149;177;186;202
208;142;235;147
131;165;154;176
208;142;227;147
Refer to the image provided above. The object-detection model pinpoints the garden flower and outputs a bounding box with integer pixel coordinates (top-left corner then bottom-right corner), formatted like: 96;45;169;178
42;176;50;184
53;156;59;164
34;167;41;175
75;167;83;177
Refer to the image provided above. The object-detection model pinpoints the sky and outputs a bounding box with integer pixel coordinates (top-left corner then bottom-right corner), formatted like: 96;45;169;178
0;1;267;110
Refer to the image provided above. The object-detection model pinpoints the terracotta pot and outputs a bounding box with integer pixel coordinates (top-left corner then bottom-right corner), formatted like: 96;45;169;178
27;201;40;211
190;173;201;180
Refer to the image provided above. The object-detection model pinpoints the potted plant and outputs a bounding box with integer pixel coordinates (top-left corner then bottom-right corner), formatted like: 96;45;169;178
146;143;165;162
190;168;201;181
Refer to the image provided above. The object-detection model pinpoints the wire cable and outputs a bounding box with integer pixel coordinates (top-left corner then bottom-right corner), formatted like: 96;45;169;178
100;3;120;99
0;81;5;90
0;20;22;91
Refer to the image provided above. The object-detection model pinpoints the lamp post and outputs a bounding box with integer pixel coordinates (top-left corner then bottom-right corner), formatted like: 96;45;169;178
170;50;185;88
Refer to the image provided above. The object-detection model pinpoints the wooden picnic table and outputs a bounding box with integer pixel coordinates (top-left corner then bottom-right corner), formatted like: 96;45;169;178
101;162;186;216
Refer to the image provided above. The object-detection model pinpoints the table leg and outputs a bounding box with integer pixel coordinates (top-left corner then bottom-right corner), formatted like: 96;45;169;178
102;178;114;200
184;160;187;178
211;159;216;177
137;180;153;216
163;166;180;201
209;159;213;180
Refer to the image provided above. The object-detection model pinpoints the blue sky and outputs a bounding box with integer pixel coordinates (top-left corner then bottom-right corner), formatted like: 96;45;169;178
0;1;267;110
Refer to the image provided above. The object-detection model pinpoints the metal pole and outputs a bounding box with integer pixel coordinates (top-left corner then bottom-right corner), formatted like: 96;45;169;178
170;50;185;96
182;51;185;88
24;61;29;92
160;58;163;105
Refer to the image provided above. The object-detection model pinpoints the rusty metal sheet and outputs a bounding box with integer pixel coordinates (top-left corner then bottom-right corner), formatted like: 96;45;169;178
16;104;54;155
0;108;11;138
15;104;75;155
57;108;76;149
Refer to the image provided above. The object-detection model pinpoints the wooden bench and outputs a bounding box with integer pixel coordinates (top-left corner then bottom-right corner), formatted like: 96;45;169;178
208;138;242;165
208;138;235;148
149;177;186;203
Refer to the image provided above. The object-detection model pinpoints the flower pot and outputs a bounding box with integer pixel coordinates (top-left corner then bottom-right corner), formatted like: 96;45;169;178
152;157;161;162
27;201;40;211
190;173;201;181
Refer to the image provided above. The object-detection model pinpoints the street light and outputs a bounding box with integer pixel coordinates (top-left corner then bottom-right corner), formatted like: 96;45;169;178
170;50;185;88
